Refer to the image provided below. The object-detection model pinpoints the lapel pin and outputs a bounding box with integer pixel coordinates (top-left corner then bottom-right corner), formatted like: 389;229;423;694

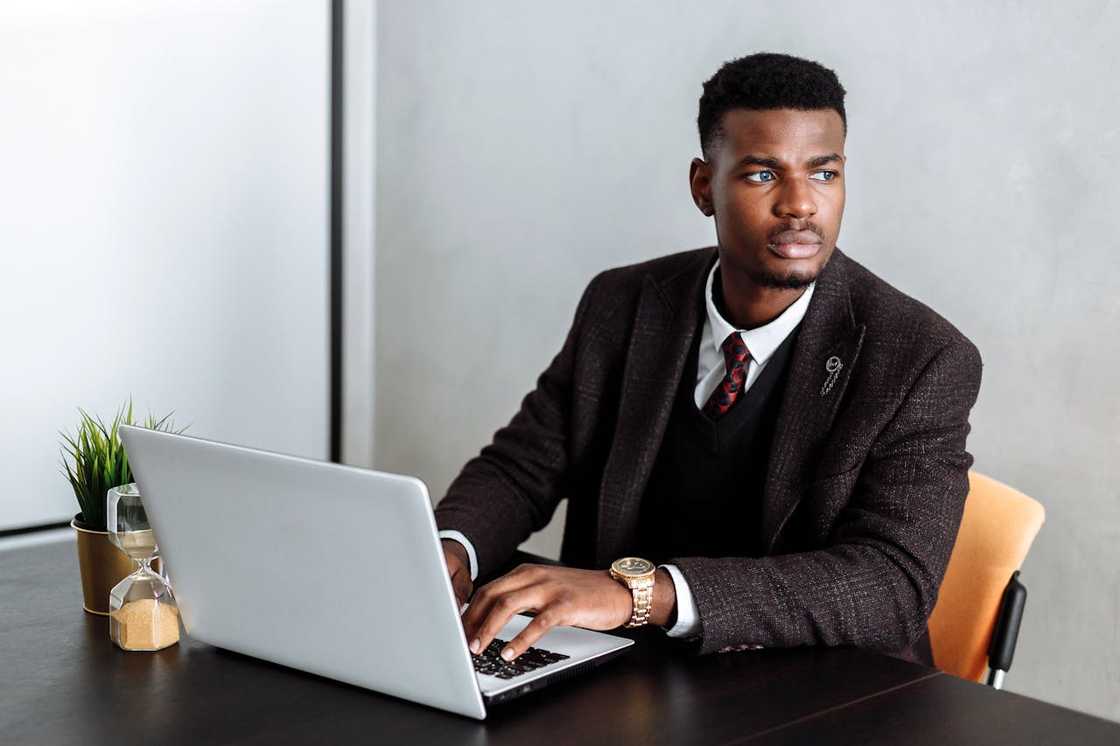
820;355;843;396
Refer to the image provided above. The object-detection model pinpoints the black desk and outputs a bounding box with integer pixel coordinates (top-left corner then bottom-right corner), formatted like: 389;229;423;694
2;541;1116;745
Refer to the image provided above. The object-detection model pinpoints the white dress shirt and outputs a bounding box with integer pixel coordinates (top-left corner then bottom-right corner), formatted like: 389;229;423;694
440;257;815;640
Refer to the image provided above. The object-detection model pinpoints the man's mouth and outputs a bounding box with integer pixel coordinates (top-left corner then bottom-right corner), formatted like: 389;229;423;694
767;229;822;259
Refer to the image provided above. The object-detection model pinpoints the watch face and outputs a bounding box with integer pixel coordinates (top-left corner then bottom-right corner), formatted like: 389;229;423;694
613;557;655;576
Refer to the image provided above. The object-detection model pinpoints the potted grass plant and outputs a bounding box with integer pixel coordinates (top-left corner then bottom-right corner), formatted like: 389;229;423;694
60;400;185;615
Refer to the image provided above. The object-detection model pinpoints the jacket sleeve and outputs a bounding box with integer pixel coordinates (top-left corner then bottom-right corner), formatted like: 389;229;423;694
434;272;602;581
669;338;984;656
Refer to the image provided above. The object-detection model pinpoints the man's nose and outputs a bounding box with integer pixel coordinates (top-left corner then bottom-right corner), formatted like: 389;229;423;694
772;178;817;220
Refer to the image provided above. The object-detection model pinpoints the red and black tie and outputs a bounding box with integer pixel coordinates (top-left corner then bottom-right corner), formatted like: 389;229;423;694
702;332;751;418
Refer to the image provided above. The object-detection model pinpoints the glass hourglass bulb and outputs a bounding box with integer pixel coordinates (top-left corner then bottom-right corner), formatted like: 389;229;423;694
107;483;180;651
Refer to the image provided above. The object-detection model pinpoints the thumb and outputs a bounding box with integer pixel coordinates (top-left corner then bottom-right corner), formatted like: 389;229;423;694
450;569;470;610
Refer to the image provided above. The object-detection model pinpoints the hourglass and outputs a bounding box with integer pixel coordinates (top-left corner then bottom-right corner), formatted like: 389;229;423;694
107;483;180;651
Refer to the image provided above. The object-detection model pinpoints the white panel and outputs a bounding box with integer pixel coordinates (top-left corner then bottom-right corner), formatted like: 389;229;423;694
0;0;329;530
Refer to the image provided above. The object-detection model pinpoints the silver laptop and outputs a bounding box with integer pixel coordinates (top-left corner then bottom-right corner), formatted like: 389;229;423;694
118;425;633;720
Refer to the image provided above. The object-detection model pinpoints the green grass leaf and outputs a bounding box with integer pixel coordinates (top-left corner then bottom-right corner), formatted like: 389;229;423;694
59;400;187;530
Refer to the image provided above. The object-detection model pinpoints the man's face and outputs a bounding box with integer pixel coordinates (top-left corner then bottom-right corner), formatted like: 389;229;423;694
690;108;846;288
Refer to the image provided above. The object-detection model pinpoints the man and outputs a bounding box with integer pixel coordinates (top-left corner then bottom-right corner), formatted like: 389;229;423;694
435;52;982;669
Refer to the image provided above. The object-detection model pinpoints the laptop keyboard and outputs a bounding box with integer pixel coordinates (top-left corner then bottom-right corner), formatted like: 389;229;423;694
471;638;570;679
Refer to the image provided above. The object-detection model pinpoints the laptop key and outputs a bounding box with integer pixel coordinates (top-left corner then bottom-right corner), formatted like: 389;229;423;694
471;637;568;679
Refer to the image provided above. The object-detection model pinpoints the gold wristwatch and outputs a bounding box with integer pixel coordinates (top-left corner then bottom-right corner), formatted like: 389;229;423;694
609;557;656;628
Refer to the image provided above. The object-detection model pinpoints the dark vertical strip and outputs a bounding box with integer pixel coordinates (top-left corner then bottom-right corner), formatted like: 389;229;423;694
329;0;344;463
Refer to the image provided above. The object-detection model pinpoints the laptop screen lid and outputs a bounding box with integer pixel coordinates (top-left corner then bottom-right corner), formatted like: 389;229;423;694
118;425;487;720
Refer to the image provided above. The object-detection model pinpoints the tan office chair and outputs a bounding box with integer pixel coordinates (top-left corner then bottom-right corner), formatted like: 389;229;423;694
928;471;1045;688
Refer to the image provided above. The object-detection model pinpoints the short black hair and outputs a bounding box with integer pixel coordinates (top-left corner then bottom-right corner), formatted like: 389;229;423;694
697;52;847;159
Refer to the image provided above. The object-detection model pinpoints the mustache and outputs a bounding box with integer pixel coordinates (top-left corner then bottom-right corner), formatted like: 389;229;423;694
769;223;824;241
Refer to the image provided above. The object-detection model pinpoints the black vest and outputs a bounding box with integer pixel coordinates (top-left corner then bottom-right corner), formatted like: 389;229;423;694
634;291;801;565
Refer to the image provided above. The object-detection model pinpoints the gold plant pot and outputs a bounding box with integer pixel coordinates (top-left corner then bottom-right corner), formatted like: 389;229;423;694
71;514;162;616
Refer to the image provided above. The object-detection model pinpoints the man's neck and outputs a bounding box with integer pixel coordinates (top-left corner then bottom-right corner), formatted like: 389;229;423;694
716;266;809;330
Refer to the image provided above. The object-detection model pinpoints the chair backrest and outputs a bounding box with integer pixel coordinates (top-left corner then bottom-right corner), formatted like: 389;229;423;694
928;471;1045;682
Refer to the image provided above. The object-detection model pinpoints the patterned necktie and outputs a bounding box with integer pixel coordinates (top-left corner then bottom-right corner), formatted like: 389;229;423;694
702;332;752;418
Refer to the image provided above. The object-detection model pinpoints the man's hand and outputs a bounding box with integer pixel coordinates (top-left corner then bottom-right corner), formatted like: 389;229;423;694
441;539;474;610
460;564;636;662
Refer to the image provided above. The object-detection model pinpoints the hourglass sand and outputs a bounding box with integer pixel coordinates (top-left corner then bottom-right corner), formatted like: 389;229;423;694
107;483;180;651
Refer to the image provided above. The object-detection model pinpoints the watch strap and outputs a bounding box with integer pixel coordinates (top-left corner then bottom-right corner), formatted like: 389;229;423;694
625;582;653;628
610;566;654;628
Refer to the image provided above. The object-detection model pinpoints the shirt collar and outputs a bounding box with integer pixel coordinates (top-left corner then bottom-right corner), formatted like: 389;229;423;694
704;257;816;366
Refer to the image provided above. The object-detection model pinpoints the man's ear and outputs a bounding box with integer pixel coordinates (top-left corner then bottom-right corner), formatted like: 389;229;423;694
689;157;714;217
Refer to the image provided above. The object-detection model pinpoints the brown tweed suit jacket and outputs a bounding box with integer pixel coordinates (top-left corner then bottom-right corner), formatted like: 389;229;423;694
434;245;983;667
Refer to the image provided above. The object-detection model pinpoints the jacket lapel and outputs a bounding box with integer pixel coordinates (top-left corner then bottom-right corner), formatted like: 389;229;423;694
594;248;716;566
759;247;865;553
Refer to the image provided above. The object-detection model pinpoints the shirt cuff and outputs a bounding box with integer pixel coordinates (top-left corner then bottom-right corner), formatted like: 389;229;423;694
437;530;478;581
659;563;701;639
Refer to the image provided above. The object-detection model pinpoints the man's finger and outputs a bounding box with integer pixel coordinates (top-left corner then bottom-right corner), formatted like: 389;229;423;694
468;587;545;658
500;608;563;661
450;569;463;600
460;571;538;641
450;570;471;608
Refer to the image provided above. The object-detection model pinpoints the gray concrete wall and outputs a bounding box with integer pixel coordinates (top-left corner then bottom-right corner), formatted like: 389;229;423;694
375;1;1120;719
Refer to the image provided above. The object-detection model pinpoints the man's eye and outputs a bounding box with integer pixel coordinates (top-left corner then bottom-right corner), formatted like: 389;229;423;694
811;170;839;182
744;170;775;183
